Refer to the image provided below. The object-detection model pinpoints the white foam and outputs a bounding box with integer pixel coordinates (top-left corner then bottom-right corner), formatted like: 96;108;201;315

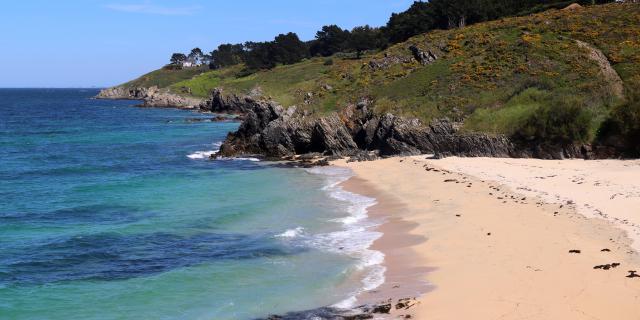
275;227;304;238
304;166;386;309
187;150;218;159
212;156;261;162
233;157;260;162
187;142;222;160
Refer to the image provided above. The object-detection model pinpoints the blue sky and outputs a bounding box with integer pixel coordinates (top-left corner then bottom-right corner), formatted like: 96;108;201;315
0;0;414;88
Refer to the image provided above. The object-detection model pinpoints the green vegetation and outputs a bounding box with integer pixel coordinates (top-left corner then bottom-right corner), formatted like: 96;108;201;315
115;2;639;150
598;92;640;155
120;65;209;89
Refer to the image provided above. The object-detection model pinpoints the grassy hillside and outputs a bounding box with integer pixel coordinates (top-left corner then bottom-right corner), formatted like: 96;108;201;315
119;3;640;145
120;65;210;90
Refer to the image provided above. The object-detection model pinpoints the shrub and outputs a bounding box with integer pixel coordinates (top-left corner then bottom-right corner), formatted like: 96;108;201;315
323;58;334;66
513;96;593;144
598;93;640;155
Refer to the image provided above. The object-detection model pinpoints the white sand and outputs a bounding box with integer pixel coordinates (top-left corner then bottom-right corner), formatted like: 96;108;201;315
336;156;640;319
429;157;640;250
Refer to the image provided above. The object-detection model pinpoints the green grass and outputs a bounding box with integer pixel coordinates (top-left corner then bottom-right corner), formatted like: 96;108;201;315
170;58;332;107
120;65;210;89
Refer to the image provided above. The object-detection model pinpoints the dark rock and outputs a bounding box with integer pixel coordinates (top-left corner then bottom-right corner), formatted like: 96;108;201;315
409;45;438;65
372;304;392;314
200;88;257;114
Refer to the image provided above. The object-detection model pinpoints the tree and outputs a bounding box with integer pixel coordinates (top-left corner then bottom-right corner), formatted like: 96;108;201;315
243;41;276;70
348;25;386;58
210;43;245;69
272;32;308;64
384;1;435;44
188;47;204;64
309;25;351;57
170;53;187;64
243;33;308;71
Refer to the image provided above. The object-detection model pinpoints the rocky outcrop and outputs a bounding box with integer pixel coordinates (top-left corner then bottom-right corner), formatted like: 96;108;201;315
409;45;438;65
211;90;533;160
140;89;203;109
368;54;414;70
96;86;203;109
257;297;419;320
209;89;609;160
198;88;258;114
96;86;151;100
575;40;625;100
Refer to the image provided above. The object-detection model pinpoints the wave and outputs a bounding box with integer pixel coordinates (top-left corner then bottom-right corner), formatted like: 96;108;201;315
275;227;305;238
304;166;385;309
187;150;218;159
215;156;261;162
187;141;261;162
186;141;222;160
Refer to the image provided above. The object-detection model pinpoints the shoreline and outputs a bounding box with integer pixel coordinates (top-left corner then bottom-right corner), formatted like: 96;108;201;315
339;176;432;308
334;156;640;319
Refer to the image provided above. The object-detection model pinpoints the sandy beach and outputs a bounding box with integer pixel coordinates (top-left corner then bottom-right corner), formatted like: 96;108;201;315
336;156;640;319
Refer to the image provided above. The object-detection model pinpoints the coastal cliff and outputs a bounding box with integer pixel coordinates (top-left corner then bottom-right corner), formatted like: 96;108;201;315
203;90;601;161
96;86;203;109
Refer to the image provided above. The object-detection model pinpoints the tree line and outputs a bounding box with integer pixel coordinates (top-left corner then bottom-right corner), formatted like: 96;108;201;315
207;26;385;71
170;0;615;72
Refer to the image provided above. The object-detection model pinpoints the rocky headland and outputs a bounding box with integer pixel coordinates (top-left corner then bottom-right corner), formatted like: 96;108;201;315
96;86;204;109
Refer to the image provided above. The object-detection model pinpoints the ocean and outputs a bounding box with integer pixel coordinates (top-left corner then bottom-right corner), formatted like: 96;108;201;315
0;89;383;319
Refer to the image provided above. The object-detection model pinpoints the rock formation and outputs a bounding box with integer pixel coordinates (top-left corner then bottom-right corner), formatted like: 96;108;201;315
203;90;596;161
96;86;203;109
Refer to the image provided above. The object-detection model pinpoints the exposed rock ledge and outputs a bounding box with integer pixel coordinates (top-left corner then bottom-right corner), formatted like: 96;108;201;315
202;89;599;161
96;86;203;109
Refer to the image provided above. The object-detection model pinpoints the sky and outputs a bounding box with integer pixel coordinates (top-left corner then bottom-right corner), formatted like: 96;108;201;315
0;0;415;88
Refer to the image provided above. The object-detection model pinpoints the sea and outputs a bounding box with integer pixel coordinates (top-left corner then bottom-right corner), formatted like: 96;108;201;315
0;89;384;319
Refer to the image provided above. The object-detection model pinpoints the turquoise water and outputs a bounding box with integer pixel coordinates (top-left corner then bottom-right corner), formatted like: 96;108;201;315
0;89;383;319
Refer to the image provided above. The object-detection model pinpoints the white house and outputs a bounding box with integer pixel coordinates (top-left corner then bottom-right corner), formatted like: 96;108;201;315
181;57;197;68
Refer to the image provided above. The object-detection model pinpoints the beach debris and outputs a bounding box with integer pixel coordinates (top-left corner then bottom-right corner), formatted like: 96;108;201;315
594;263;620;270
601;248;611;252
395;297;418;310
569;250;581;254
487;232;492;236
443;179;458;183
372;304;392;314
455;214;461;217
626;270;640;278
